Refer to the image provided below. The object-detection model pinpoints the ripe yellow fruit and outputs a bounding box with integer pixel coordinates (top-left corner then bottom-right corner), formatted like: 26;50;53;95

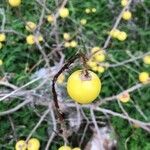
122;11;132;20
63;33;70;41
25;21;36;32
70;40;77;48
91;47;101;53
64;42;70;48
85;8;91;14
67;70;101;104
59;8;69;18
139;72;149;83
80;19;87;25
27;138;40;150
87;60;97;68
57;73;65;84
58;146;72;150
92;8;97;13
8;0;21;7
97;66;105;73
121;0;128;7
0;42;2;49
117;31;127;41
0;33;6;42
91;66;98;72
109;29;120;38
47;15;54;23
72;148;81;150
0;59;3;66
118;92;130;103
38;35;43;42
143;55;150;65
26;35;35;45
94;53;105;62
15;140;27;150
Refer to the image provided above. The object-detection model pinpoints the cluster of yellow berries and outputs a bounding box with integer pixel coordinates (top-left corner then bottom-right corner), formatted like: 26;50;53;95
15;138;40;150
85;8;97;14
59;145;81;150
87;47;106;73
118;92;130;103
0;33;6;50
109;29;127;41
63;33;78;48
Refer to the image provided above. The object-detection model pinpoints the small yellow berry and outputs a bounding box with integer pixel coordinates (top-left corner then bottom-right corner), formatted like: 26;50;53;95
15;140;27;150
87;60;97;68
0;33;6;42
94;54;106;62
122;11;132;20
91;66;98;71
63;33;70;41
109;29;120;38
80;19;87;25
85;8;91;14
59;8;69;18
121;0;128;7
91;47;101;53
72;148;81;150
27;138;40;150
8;0;21;7
58;146;72;150
97;66;105;73
57;73;65;84
118;92;130;103
0;43;3;49
64;42;70;48
47;15;54;23
26;35;35;45
143;55;150;65
0;59;3;66
25;21;36;32
38;35;43;42
92;8;97;13
139;72;149;83
117;31;127;41
70;40;77;48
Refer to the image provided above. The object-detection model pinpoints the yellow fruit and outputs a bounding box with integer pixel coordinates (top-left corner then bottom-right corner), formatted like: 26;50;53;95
67;70;101;104
139;72;149;83
117;31;127;41
0;33;6;42
92;8;97;13
80;19;87;25
97;66;105;73
0;59;3;66
91;47;101;53
59;8;69;18
85;8;91;14
57;73;65;84
8;0;21;7
38;35;43;42
118;92;130;103
70;40;77;48
94;54;105;62
47;15;54;23
87;60;97;68
15;140;27;150
25;22;36;32
27;138;40;150
143;55;150;65
72;148;81;150
58;146;72;150
122;11;132;20
0;42;2;49
91;66;98;72
64;42;70;48
109;29;120;38
63;33;70;41
121;0;128;7
26;35;35;45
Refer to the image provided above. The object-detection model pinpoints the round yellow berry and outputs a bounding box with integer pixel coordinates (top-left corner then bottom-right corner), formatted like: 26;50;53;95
38;35;43;42
67;70;101;104
58;146;72;150
91;66;98;72
27;138;40;150
143;55;150;65
72;148;81;150
15;140;27;150
85;8;91;14
87;60;97;68
122;11;132;20
118;92;130;103
121;0;128;7
59;8;69;18
109;29;120;38
47;15;54;23
91;47;101;53
94;54;105;62
97;66;105;73
70;40;77;48
26;35;35;45
139;72;149;83
63;33;70;41
0;33;6;42
117;31;127;41
92;8;97;13
64;42;70;48
25;21;37;32
80;19;87;25
0;43;3;49
8;0;21;7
